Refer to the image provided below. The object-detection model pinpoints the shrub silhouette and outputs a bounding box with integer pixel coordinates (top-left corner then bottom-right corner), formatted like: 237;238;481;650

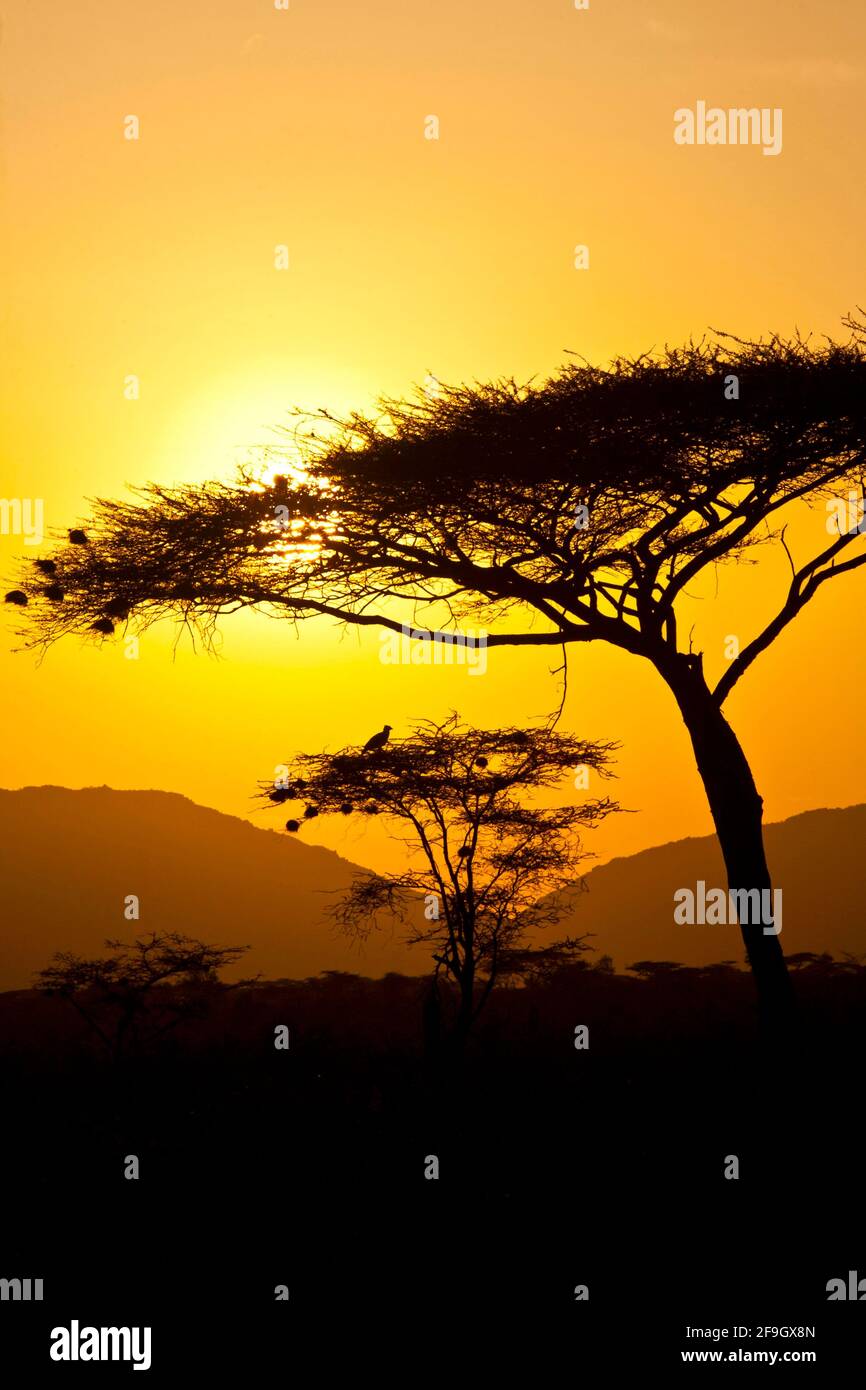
35;931;249;1062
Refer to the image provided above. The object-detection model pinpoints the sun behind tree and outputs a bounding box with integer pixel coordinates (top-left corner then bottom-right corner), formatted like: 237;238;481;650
13;324;866;1024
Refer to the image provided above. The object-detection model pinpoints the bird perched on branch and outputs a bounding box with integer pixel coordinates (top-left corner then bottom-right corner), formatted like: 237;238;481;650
363;724;392;753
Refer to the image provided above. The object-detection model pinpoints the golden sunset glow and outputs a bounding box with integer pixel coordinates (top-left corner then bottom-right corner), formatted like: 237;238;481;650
3;0;866;876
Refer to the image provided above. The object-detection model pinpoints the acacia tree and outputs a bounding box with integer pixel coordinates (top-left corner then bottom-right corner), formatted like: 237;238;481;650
11;324;866;1022
261;716;617;1045
36;932;249;1062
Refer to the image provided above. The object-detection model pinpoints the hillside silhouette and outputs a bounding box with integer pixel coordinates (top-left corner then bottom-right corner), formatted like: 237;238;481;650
1;787;864;990
553;804;866;968
0;786;420;988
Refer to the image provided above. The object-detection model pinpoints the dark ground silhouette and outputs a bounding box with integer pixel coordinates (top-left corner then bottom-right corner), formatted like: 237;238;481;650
1;956;863;1368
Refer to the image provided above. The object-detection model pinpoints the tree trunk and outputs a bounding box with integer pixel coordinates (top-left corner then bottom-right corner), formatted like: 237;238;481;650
454;966;475;1048
664;656;793;1030
421;974;442;1059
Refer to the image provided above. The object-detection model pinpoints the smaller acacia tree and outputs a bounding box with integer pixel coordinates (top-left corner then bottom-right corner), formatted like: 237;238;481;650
261;715;617;1047
35;932;249;1062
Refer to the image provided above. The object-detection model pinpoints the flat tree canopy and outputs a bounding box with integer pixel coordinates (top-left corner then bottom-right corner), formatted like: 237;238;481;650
11;325;866;674
11;321;866;1021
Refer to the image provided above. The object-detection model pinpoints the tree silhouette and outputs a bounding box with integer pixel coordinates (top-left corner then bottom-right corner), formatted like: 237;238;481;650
262;715;617;1047
35;932;249;1062
12;323;866;1022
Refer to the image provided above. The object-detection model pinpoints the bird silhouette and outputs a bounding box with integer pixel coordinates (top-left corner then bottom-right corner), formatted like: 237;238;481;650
363;724;392;752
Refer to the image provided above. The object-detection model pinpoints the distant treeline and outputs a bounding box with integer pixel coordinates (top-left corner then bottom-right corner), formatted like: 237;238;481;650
1;952;863;1061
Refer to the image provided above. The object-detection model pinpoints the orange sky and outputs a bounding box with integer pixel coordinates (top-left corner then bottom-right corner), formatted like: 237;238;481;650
2;0;865;874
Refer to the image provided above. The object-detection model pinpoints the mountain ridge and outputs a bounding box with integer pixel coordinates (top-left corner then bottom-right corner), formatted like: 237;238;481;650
1;787;864;987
